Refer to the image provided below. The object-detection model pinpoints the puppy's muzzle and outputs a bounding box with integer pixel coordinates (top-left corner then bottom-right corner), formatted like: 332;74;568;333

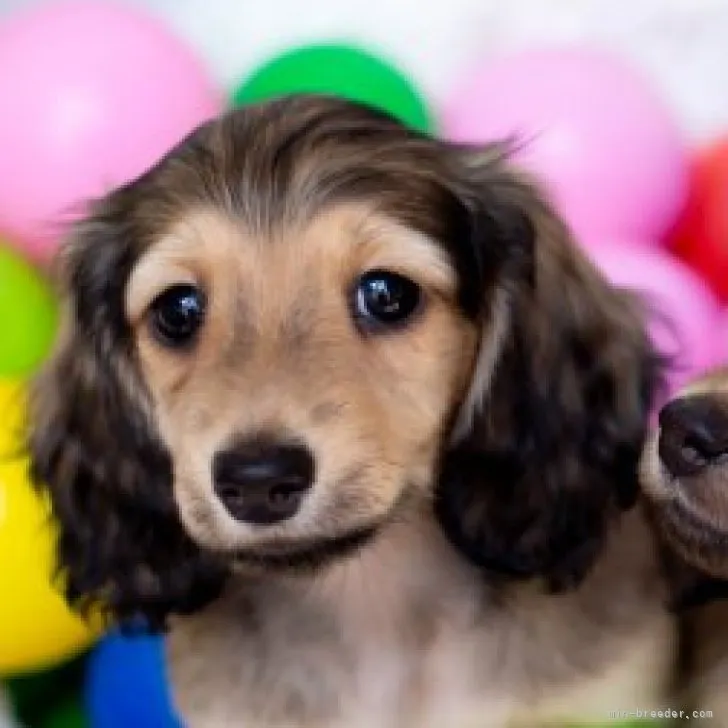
659;395;728;478
213;439;315;525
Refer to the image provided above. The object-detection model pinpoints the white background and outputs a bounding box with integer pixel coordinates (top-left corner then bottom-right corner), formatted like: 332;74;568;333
0;0;727;142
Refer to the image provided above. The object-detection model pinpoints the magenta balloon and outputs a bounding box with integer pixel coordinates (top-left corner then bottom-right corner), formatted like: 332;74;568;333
587;242;721;396
0;2;221;260
443;48;688;245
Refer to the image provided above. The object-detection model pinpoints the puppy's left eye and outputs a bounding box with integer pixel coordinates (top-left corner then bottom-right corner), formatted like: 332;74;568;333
354;270;421;328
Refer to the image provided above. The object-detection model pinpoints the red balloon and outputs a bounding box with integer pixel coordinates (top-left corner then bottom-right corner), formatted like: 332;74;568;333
669;139;728;303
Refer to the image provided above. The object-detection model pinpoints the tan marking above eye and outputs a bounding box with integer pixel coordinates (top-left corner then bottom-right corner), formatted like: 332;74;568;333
344;214;457;300
125;209;242;326
127;260;203;327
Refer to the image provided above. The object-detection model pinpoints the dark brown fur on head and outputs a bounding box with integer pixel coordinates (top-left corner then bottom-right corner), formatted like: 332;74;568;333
28;94;663;630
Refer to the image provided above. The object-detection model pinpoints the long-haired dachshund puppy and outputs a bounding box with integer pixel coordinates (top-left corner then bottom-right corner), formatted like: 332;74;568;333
30;95;682;727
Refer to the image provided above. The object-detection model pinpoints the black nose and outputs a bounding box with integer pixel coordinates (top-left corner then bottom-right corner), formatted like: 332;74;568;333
212;440;315;525
658;395;728;478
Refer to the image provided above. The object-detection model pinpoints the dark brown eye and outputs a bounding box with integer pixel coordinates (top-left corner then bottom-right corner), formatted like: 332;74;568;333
150;284;206;347
354;270;421;328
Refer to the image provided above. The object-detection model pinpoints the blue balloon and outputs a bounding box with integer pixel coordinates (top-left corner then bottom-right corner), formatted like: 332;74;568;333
85;630;182;728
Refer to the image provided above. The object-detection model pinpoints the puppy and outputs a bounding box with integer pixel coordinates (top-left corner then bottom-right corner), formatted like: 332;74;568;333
642;367;728;581
641;370;728;725
30;95;679;728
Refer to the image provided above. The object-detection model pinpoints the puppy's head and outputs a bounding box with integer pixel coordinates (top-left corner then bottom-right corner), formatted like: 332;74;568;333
29;95;661;627
641;368;728;580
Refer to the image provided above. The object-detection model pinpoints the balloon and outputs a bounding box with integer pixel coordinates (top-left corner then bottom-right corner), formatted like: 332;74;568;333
85;631;181;728
41;699;86;728
668;139;728;304
5;652;88;728
587;244;721;397
0;380;103;676
718;308;728;362
0;1;221;260
0;243;58;377
232;42;434;133
443;47;688;244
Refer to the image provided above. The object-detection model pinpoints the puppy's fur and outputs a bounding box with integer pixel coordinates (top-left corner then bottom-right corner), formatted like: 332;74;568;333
30;96;685;727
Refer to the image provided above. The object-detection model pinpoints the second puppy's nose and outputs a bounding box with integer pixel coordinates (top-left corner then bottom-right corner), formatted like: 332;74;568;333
213;441;315;525
659;395;728;478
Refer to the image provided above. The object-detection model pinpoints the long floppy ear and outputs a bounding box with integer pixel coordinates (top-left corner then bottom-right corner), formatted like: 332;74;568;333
436;149;664;591
28;199;228;630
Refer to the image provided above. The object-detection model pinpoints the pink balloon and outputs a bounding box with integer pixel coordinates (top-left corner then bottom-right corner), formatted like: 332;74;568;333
587;243;721;397
443;48;688;245
0;2;222;260
715;308;728;364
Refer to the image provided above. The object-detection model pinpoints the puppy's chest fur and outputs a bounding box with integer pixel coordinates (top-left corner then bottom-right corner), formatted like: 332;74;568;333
167;511;676;728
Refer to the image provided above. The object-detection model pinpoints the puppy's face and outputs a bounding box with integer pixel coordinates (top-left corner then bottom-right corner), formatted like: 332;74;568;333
641;367;728;579
128;204;477;558
31;95;659;626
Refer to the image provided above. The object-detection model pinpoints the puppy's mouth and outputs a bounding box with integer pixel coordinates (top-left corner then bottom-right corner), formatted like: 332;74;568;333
230;524;380;572
653;460;728;524
645;453;728;579
226;483;419;572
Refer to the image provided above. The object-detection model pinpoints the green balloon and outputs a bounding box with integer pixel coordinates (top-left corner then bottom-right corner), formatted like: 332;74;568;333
232;43;435;133
4;653;87;728
0;243;58;377
40;699;87;728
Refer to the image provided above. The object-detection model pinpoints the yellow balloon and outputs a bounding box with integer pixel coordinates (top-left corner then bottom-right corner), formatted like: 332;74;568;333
0;379;104;676
0;377;26;456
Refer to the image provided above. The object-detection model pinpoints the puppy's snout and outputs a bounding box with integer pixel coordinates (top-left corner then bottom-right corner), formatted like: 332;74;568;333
212;440;315;525
659;395;728;478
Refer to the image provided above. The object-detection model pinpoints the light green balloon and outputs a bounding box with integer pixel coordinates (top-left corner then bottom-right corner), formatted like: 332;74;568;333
232;42;435;133
0;243;58;377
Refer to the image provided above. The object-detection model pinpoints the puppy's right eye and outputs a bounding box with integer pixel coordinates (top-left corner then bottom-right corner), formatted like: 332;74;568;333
149;285;206;348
